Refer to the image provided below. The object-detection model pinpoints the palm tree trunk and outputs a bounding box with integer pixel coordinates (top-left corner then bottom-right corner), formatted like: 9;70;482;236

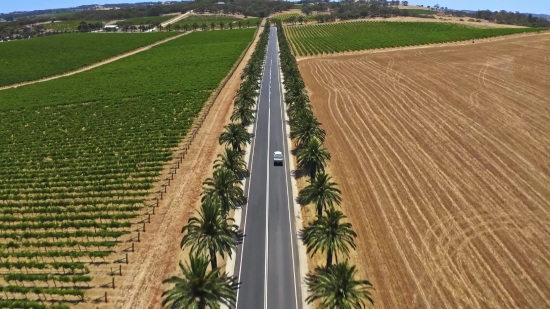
310;165;317;179
209;247;218;270
326;248;333;268
316;203;323;218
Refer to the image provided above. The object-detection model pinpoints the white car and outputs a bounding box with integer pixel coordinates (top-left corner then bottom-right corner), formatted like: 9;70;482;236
273;151;284;166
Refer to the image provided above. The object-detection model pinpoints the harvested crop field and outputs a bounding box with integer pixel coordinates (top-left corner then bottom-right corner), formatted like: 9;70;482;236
298;33;550;308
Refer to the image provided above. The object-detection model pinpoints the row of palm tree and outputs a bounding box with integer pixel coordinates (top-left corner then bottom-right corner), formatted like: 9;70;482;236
276;19;375;309
161;21;271;309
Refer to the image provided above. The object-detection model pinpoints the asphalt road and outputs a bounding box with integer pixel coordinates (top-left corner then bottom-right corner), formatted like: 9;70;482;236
234;26;303;309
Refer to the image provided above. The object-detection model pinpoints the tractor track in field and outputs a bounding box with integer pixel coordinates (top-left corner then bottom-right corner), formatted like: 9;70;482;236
298;33;550;309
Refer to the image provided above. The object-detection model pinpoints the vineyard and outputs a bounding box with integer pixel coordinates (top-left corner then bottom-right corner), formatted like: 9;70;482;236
284;21;540;56
0;29;255;307
0;32;177;87
43;20;103;31
272;14;317;24
172;15;262;29
122;15;173;25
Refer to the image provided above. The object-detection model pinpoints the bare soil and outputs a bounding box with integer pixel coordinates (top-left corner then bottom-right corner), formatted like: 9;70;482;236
298;33;550;309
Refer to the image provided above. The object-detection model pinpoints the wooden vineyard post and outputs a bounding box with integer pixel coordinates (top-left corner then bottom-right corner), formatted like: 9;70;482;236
119;264;122;276
156;198;159;207
138;231;140;242
143;222;146;232
112;277;115;289
152;206;155;215
105;292;108;303
126;253;129;264
132;242;135;252
160;191;163;200
148;214;151;223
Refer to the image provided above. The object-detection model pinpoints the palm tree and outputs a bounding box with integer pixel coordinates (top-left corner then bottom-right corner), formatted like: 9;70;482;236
202;167;246;217
305;261;374;309
301;208;356;268
230;104;255;127
299;172;342;218
181;201;243;270
290;111;326;147
162;253;237;309
296;138;331;179
214;148;249;179
234;94;256;111
219;123;250;152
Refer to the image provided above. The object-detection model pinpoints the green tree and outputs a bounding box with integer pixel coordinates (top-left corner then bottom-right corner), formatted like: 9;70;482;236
219;123;250;152
181;201;243;270
214;148;250;179
220;21;225;30
296;138;331;179
305;262;374;309
202;167;247;217
162;254;237;309
299;172;342;218
301;208;356;268
183;24;189;32
289;109;326;147
211;22;216;30
230;104;255;127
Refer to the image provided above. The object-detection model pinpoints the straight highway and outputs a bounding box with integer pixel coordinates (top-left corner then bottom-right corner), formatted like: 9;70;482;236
233;26;303;309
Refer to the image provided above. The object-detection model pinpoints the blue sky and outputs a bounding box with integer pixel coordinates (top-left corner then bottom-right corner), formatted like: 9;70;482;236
410;0;549;14
1;0;549;15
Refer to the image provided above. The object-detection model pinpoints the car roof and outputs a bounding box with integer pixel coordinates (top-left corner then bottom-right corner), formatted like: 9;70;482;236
274;151;283;154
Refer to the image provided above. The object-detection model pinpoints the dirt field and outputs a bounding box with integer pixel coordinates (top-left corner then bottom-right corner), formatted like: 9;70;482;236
298;34;550;309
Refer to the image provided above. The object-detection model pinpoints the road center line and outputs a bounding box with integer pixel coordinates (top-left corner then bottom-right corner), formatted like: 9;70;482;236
264;53;273;309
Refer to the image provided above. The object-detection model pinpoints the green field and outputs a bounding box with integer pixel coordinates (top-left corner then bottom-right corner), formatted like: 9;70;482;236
0;29;256;307
173;15;262;29
43;19;103;31
0;32;177;87
285;21;540;56
123;15;174;24
402;8;438;15
293;4;303;9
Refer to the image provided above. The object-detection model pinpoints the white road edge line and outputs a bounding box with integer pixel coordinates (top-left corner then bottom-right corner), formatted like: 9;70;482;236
277;28;311;309
275;29;300;309
265;55;273;309
233;46;267;309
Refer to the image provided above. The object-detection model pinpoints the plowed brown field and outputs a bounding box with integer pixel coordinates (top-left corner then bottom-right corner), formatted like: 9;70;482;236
298;34;550;309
